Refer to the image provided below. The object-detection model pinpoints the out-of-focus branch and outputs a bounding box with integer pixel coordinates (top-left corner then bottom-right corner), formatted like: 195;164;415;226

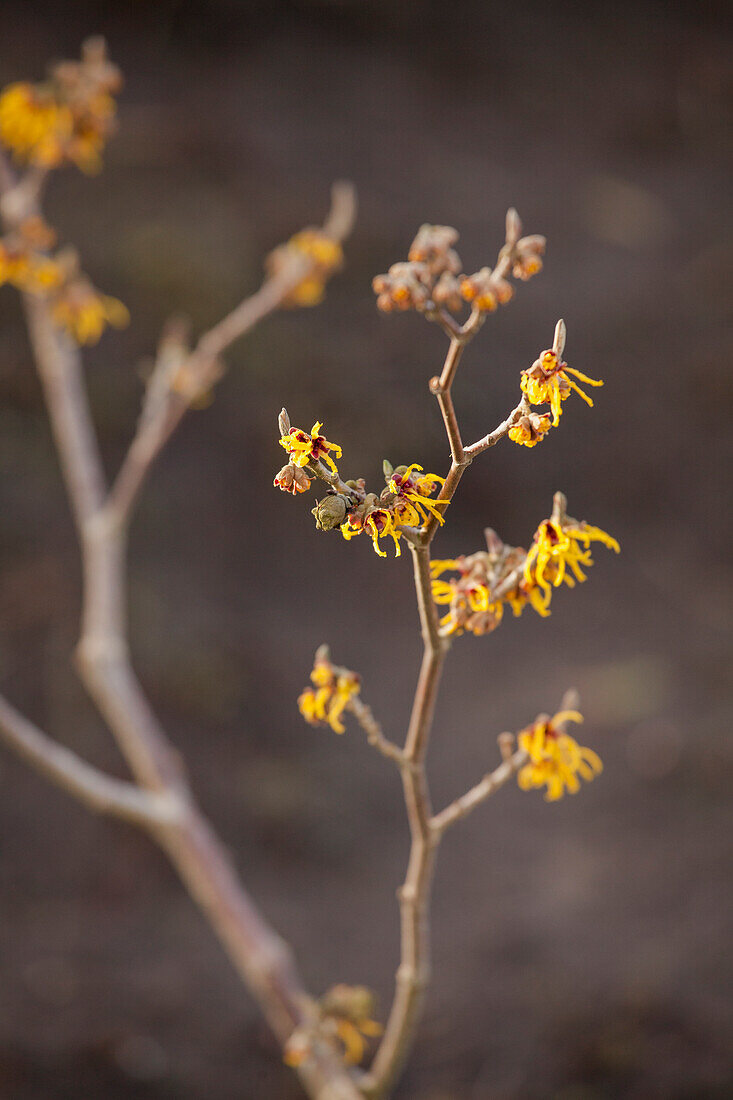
107;181;357;526
0;692;182;826
0;168;363;1099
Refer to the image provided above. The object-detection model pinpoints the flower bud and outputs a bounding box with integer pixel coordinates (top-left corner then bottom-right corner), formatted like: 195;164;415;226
505;207;522;245
274;462;311;494
312;494;348;531
321;984;377;1023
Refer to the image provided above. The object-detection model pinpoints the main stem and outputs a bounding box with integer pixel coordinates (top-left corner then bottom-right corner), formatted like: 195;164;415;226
367;332;476;1097
367;549;444;1095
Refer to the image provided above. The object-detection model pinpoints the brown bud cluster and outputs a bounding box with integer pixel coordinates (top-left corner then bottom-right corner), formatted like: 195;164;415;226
460;266;514;312
373;223;463;313
407;224;462;276
372;260;432;312
373;211;546;319
432;271;463;311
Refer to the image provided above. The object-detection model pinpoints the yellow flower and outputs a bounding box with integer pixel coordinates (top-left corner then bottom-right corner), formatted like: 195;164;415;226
504;578;553;619
0;83;72;167
51;283;129;345
520;349;603;426
297;651;360;734
430;558;504;636
280;421;342;474
517;710;603;801
508;411;552;448
284;984;382;1068
524;518;620;602
341;507;402;558
389;463;446;527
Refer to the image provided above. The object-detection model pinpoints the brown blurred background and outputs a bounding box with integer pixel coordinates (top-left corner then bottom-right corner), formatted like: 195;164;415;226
0;1;731;1097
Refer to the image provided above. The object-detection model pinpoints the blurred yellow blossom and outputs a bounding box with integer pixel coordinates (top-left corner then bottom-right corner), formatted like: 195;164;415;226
0;39;120;172
51;277;129;345
517;710;603;801
267;227;343;307
298;648;360;734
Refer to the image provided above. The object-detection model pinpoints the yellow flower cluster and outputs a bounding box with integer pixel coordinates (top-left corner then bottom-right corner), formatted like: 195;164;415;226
517;710;603;801
340;464;446;557
460;265;514;312
520;349;603;426
274;422;448;560
298;650;361;734
267;228;343;308
432;509;619;633
0;38;121;173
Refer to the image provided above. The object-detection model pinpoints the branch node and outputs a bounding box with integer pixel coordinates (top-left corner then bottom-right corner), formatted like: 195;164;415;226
76;634;129;666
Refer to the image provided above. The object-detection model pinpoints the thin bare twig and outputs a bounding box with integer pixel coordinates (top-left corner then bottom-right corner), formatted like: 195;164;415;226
430;691;581;836
464;397;528;459
430;748;528;834
107;181;357;526
347;697;405;765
